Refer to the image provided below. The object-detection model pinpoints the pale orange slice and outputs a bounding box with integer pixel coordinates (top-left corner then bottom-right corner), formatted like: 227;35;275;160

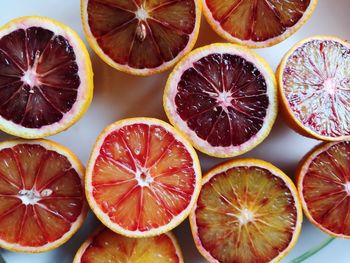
190;159;302;263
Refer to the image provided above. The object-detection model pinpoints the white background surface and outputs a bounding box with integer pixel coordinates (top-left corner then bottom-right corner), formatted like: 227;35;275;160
0;0;349;262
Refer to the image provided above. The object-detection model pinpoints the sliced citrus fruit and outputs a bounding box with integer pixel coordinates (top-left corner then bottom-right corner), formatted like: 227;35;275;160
73;227;183;263
278;36;350;141
164;43;277;158
190;159;302;263
0;16;93;139
81;0;201;76
297;141;350;239
85;118;201;237
202;0;318;48
0;139;87;253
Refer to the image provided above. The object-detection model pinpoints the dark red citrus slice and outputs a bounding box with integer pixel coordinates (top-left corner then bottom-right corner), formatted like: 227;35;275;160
278;36;350;141
0;16;93;138
85;118;201;237
297;141;350;238
190;159;302;263
202;0;318;48
0;140;87;252
164;43;277;158
81;0;201;75
73;227;183;263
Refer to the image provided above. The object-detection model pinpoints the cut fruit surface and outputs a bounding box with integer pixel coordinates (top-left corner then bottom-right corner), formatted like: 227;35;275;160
202;0;317;48
190;159;302;263
73;227;183;263
81;0;201;76
0;139;87;253
0;16;93;139
297;141;350;238
164;43;277;158
278;36;350;141
85;118;201;237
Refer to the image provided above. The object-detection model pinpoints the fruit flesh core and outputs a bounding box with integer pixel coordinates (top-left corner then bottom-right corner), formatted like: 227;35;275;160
91;123;197;232
175;52;269;147
0;27;80;128
0;143;84;247
205;0;311;43
195;166;298;263
301;141;350;236
86;0;196;69
79;228;181;263
282;39;350;138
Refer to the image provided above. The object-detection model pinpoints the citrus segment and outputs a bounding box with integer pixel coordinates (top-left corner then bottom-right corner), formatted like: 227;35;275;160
164;43;277;158
0;16;93;138
86;118;201;237
81;0;201;75
190;159;302;263
202;0;318;48
278;36;350;141
0;140;87;252
297;141;350;238
73;227;183;263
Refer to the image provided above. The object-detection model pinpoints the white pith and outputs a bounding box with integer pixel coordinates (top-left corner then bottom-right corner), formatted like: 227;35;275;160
0;16;93;138
345;182;350;196
135;6;149;20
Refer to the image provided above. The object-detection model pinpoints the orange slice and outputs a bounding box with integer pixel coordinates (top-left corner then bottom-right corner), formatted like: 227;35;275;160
0;139;87;253
81;0;201;76
202;0;318;48
164;43;277;158
85;118;201;237
278;36;350;141
190;159;302;263
73;227;183;262
0;16;93;139
297;141;350;239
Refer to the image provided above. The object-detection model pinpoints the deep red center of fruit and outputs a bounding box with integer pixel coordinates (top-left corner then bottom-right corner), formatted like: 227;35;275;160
0;27;80;128
175;53;269;147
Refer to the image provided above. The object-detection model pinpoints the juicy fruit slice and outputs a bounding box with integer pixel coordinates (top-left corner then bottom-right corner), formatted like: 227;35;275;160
297;141;350;238
73;227;183;263
0;16;93;139
278;36;350;141
190;159;302;263
202;0;318;48
0;140;87;252
81;0;201;76
85;118;201;237
164;43;277;158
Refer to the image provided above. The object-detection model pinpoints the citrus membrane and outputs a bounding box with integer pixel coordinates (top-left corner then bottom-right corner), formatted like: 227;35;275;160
81;0;201;75
0;16;93;139
0;140;87;252
278;36;350;140
85;118;201;237
73;227;183;263
164;43;277;158
190;159;302;263
202;0;318;48
297;141;350;238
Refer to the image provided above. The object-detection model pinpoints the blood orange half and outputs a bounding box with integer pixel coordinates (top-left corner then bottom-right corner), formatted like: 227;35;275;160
202;0;318;48
81;0;201;76
297;141;350;239
278;36;350;141
85;118;201;237
164;43;277;158
190;159;302;263
73;227;183;263
0;16;93;139
0;139;87;253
